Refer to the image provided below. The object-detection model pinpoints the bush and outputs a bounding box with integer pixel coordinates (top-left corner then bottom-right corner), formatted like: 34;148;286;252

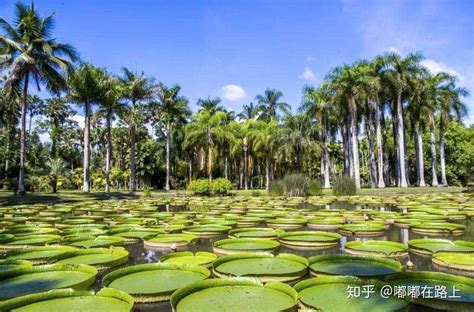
143;186;152;197
187;179;210;196
308;180;322;196
268;174;321;197
332;175;357;196
187;178;233;196
268;180;284;196
251;190;261;197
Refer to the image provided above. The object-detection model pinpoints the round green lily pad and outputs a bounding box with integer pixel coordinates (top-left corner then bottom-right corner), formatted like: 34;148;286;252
144;233;198;249
0;263;97;300
295;275;409;312
64;235;125;248
5;246;77;264
182;224;231;237
0;259;32;273
160;251;217;267
410;222;466;236
386;271;474;310
308;254;403;277
266;218;306;230
213;238;280;255
228;227;284;240
345;240;408;258
433;252;474;277
306;217;345;230
48;247;129;270
102;263;210;302
170;278;298;312
213;253;308;282
408;239;474;256
278;231;341;249
6;234;61;248
338;223;386;237
0;288;134;312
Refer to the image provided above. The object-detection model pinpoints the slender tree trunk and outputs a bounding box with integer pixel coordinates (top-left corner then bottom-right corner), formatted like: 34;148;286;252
375;103;385;188
224;154;229;180
366;106;377;188
129;119;137;192
18;74;30;195
321;121;330;188
429;114;439;186
381;110;390;186
244;144;248;190
188;159;192;182
348;95;361;188
105;113;112;193
207;132;213;183
439;121;448;185
51;177;57;194
265;156;270;191
82;99;91;192
165;122;171;191
396;93;408;187
414;124;426;186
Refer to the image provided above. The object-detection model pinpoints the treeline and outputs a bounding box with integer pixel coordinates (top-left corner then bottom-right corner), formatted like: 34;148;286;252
0;3;473;194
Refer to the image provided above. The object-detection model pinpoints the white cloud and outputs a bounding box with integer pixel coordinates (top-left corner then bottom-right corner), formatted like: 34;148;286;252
298;67;316;82
72;114;85;128
384;47;402;54
421;59;464;81
306;56;316;63
221;84;247;101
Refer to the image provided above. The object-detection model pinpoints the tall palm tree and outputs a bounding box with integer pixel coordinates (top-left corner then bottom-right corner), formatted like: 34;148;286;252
152;83;190;190
42;97;75;158
381;52;424;187
250;120;278;190
255;88;290;121
0;2;77;194
68;63;103;192
97;74;124;192
197;97;224;114
120;67;156;191
238;102;259;120
46;157;67;193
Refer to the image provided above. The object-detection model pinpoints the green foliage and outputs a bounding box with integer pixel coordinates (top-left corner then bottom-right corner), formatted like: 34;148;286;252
268;180;284;196
143;186;152;197
251;190;261;197
210;178;233;196
332;175;357;196
268;174;320;197
187;178;233;196
188;179;211;196
308;180;322;196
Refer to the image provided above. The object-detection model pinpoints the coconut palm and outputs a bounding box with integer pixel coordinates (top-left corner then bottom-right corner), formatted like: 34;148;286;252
255;88;290;121
250;120;278;190
151;83;190;190
120;67;156;191
197;97;224;114
238;102;259;120
46;157;67;193
68;63;104;192
0;2;78;194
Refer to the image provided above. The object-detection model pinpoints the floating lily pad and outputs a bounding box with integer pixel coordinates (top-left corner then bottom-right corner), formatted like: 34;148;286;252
0;288;134;312
5;246;77;264
278;231;341;249
107;228;165;243
345;240;408;258
266;218;306;230
170;278;298;312
306;217;345;230
64;235;125;248
160;251;217;267
338;223;386;237
295;275;409;312
0;263;97;299
182;225;231;237
144;233;198;249
103;263;210;302
212;253;308;282
386;271;474;310
0;259;32;273
48;247;129;270
213;238;280;255
433;252;474;277
228;227;284;240
308;254;403;277
409;222;466;236
408;239;474;256
5;234;61;249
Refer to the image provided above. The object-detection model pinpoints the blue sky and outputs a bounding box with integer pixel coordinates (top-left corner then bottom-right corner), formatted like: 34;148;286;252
2;0;473;124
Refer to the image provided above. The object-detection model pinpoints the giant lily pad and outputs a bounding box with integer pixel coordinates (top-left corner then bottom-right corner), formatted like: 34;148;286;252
5;246;77;264
308;254;403;277
213;238;280;255
295;275;409;312
410;222;466;236
170;278;297;312
433;252;474;277
0;263;97;299
278;231;341;249
182;224;231;237
408;239;474;256
212;253;308;282
0;288;134;312
0;259;32;273
338;223;386;237
306;217;345;230
48;247;129;270
102;263;210;302
5;234;61;249
64;235;125;248
228;227;284;240
386;271;474;310
144;233;198;249
345;240;408;258
266;218;306;230
160;251;217;267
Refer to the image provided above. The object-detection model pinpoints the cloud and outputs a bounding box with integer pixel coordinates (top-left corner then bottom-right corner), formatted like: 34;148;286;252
421;59;464;81
384;47;402;54
221;84;247;101
72;114;85;128
306;56;316;63
299;67;316;82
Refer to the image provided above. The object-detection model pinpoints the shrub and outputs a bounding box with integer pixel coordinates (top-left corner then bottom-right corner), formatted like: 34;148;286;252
210;178;233;196
308;180;322;196
251;190;261;197
187;179;210;196
268;174;322;197
143;186;152;197
332;175;357;196
268;180;284;196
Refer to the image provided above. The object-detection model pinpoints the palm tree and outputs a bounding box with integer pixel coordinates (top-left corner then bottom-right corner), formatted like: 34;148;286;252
381;52;424;187
120;67;156;191
27;95;44;136
97;74;124;192
42;97;75;158
152;83;190;190
255;88;290;121
68;63;103;192
238;102;259;120
250;120;278;190
46;157;67;193
0;2;78;194
197;97;224;114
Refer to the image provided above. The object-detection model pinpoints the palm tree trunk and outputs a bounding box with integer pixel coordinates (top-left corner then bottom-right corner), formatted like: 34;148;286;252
188;159;192;182
375;103;385;188
18;74;29;195
439;121;448;185
105;113;112;193
207;132;213;183
366;106;377;188
381;110;390;186
165;122;171;191
129;122;137;191
321;123;330;189
244;145;248;190
224;154;229;180
349;95;361;188
265;156;270;191
396;93;408;187
414;124;426;186
429;113;439;186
